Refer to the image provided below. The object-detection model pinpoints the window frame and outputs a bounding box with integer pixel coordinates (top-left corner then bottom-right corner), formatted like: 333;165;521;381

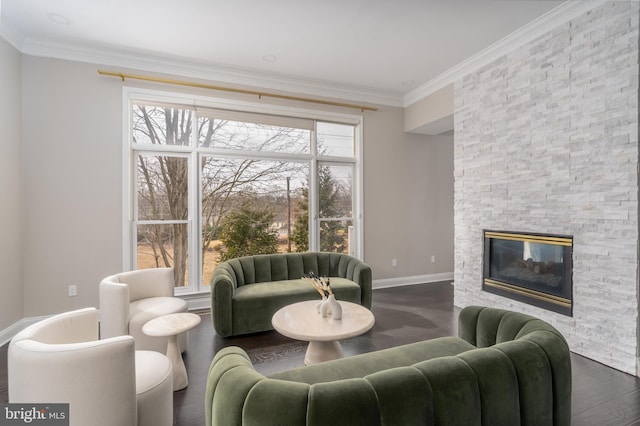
123;87;364;294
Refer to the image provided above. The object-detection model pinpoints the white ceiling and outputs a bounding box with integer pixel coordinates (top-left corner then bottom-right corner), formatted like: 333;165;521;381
1;0;571;106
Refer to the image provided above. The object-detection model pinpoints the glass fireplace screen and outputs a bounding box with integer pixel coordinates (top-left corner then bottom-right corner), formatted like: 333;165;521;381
483;230;573;316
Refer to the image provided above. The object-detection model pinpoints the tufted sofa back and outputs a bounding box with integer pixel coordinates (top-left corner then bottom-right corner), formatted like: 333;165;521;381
458;305;568;347
219;252;366;286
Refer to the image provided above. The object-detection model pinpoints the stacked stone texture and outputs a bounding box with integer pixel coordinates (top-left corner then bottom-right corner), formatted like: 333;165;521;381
454;1;639;374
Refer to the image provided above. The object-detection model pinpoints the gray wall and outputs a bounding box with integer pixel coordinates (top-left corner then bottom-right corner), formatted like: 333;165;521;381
454;1;639;374
21;57;123;317
404;84;454;134
0;37;23;330
365;106;453;280
9;55;454;320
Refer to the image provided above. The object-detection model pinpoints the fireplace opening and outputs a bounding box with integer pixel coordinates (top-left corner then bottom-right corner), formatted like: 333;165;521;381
483;230;573;316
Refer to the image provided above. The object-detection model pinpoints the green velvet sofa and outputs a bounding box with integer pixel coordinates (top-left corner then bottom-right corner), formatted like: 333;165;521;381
205;306;571;426
210;252;372;337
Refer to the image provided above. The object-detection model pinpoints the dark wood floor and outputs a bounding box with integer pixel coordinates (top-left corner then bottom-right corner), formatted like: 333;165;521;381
2;282;640;425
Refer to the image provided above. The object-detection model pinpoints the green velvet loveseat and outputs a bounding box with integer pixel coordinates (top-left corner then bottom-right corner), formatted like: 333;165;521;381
210;252;372;337
205;306;571;426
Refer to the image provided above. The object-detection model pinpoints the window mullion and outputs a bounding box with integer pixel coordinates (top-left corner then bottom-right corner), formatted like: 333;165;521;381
309;125;319;251
197;148;313;163
190;119;201;293
174;151;197;294
355;121;363;259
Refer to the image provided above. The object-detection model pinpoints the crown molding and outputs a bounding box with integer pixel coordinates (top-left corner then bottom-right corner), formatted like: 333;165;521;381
403;0;610;107
0;13;24;51
18;37;404;108
4;0;609;110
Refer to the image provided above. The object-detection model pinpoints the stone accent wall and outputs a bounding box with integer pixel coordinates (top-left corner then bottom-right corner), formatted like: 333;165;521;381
454;1;640;374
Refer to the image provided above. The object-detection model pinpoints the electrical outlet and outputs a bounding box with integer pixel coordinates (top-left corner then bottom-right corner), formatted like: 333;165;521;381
68;285;77;297
392;258;397;267
431;255;436;263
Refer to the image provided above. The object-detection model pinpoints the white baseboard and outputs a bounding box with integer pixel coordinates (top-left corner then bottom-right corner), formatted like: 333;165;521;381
373;272;454;289
1;274;453;345
183;293;211;312
182;273;455;310
0;315;49;347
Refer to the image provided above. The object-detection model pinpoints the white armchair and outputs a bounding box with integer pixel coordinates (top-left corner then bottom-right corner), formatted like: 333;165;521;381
8;308;173;426
100;268;188;353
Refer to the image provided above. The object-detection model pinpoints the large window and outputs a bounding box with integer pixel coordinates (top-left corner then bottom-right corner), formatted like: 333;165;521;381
125;89;363;293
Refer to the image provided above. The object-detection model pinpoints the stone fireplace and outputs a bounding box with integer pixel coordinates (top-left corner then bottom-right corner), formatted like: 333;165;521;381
482;230;573;316
453;1;639;375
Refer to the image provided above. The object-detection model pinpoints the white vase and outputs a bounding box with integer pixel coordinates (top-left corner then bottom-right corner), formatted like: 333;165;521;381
320;294;342;320
316;296;326;313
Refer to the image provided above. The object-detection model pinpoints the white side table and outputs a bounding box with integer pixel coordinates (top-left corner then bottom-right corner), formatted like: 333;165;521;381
142;312;201;391
272;300;375;365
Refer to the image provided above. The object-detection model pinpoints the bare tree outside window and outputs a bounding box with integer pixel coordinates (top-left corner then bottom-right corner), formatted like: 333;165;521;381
130;99;359;292
134;105;190;286
133;104;311;288
200;157;307;284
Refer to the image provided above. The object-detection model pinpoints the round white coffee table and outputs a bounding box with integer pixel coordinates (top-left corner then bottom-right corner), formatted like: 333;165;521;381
142;312;201;391
272;300;375;365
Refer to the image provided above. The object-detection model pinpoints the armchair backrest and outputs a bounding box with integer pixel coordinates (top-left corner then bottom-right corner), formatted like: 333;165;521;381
99;268;175;339
114;268;174;302
9;308;137;426
12;306;99;344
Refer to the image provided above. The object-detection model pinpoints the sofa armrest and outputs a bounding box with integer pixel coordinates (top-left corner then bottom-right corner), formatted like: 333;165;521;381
352;262;372;309
205;347;264;426
457;305;485;346
458;305;569;348
210;265;238;337
99;278;130;339
458;306;571;426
